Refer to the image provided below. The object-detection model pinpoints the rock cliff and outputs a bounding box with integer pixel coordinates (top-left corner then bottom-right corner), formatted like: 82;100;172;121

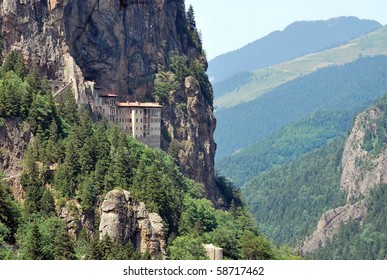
0;0;222;205
0;118;33;202
99;189;167;259
302;108;387;253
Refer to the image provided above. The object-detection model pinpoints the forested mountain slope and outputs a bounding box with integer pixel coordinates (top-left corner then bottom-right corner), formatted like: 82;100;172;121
241;138;346;245
242;93;387;259
214;25;387;109
208;17;381;83
0;51;294;260
217;109;355;187
215;55;387;159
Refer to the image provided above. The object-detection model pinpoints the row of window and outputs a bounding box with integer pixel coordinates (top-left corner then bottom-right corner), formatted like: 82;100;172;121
123;126;161;131
108;107;161;116
111;117;161;124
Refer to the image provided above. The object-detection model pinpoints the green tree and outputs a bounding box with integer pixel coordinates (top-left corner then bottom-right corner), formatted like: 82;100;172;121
21;149;43;216
40;190;55;217
169;234;207;260
2;50;26;78
0;71;30;118
0;180;21;243
239;231;273;260
57;87;79;126
179;196;217;234
27;94;58;136
77;177;97;211
25;222;45;260
186;5;202;51
54;228;76;260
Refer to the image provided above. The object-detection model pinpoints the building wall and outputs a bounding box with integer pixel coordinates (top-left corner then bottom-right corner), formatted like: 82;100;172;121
96;94;162;148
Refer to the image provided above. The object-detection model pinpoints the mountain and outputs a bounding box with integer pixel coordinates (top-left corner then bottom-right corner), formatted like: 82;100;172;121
215;25;387;109
0;0;221;203
0;0;295;261
241;91;387;259
217;109;355;187
215;55;387;160
241;137;346;246
208;17;381;83
302;95;387;256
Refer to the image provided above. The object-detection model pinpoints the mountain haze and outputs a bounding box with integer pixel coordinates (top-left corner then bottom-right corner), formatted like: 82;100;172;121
208;17;381;83
215;55;387;159
215;25;387;109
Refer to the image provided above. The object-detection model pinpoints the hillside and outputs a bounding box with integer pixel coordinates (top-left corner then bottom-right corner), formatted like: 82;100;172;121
215;25;387;108
215;55;387;159
242;92;387;259
217;109;355;187
0;0;221;204
208;17;381;83
0;1;298;261
0;53;295;260
241;138;346;245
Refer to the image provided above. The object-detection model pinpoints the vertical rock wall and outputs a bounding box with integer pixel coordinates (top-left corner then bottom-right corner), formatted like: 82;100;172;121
0;0;222;205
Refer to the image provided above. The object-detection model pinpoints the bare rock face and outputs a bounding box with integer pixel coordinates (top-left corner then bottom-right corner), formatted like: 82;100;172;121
0;0;222;206
0;118;33;202
302;108;387;254
99;189;167;259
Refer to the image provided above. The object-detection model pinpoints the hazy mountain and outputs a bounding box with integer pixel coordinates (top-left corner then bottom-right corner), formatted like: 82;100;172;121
214;25;387;109
208;17;381;83
215;55;387;159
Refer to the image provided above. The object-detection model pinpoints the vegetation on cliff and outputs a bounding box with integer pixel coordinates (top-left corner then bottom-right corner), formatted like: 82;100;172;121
0;50;295;260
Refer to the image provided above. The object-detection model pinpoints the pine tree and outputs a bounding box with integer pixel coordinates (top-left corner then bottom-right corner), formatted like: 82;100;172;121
21;149;43;215
58;88;79;126
40;190;56;216
2;50;27;78
186;5;202;51
26;222;45;260
0;180;20;243
54;228;76;260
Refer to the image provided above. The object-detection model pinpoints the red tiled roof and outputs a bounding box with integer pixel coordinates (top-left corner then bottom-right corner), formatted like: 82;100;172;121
116;102;163;108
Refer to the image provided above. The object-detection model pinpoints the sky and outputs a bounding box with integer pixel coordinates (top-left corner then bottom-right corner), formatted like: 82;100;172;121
185;0;387;60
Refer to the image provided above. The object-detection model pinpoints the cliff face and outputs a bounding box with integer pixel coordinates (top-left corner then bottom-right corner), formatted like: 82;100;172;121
0;118;33;202
0;0;221;204
99;189;167;259
302;109;387;253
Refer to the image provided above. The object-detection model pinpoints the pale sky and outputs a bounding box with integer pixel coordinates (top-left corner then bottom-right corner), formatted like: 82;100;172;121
185;0;387;60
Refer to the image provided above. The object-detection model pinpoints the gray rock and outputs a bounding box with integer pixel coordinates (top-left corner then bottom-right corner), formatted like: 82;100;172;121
99;189;167;259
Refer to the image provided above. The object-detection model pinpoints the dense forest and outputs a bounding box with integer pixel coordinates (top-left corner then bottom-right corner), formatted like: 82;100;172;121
311;184;387;259
217;109;355;186
310;94;387;259
241;138;346;245
208;17;381;82
0;49;299;260
215;55;387;159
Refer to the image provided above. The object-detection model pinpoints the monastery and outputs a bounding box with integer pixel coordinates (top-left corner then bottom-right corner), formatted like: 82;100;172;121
95;92;163;148
49;80;163;148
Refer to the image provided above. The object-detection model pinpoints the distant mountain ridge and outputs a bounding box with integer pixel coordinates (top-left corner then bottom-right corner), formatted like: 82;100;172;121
208;17;381;83
214;25;387;109
215;55;387;159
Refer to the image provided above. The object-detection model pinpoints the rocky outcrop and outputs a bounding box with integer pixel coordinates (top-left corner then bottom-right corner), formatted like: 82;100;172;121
302;108;387;253
0;0;221;206
0;118;33;202
99;189;167;259
59;200;95;239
